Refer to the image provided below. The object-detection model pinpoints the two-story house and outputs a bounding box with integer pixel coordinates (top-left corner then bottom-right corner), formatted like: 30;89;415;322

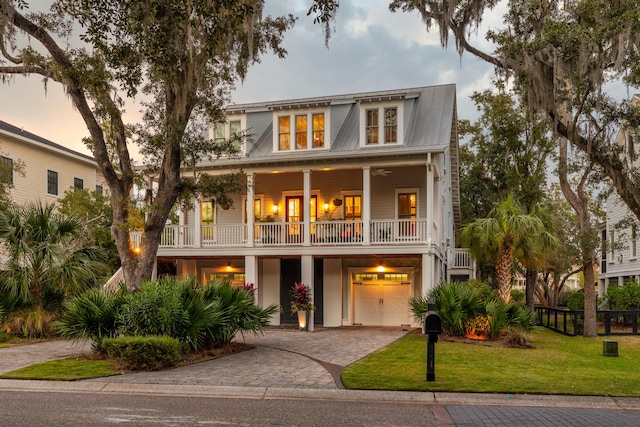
140;84;466;329
598;94;640;296
0;120;105;205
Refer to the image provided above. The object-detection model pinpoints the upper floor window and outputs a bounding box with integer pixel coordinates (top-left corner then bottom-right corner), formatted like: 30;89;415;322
274;109;328;152
47;170;58;196
632;225;637;258
360;101;403;147
279;116;291;150
211;115;246;156
74;177;84;190
1;156;13;186
95;184;103;195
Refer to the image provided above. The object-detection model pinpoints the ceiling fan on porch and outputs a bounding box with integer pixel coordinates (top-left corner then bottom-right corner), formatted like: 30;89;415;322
371;168;392;176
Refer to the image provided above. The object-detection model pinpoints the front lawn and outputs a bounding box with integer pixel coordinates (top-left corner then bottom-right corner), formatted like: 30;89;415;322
0;358;119;381
341;329;640;396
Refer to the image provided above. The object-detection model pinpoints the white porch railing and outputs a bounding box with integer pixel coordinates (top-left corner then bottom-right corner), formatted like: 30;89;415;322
135;219;437;249
448;248;472;268
370;219;428;244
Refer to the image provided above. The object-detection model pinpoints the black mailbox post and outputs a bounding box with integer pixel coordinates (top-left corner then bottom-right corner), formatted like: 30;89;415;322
424;299;441;382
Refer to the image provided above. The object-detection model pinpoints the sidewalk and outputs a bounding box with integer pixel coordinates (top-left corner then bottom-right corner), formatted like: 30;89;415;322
0;328;640;411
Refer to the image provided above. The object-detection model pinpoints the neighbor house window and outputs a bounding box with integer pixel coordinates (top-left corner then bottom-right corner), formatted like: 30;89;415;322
74;177;84;190
47;170;58;196
632;225;637;258
279;116;291;150
366;109;379;145
95;185;103;195
1;156;13;185
295;115;307;149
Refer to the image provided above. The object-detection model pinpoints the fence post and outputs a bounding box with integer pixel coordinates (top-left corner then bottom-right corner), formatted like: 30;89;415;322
573;311;579;336
605;311;611;335
633;311;638;335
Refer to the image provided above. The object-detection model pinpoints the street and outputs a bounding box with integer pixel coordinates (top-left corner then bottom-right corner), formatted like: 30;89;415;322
4;390;640;426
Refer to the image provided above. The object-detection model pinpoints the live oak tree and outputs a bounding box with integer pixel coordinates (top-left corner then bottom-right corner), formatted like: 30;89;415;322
0;1;296;290
383;0;640;337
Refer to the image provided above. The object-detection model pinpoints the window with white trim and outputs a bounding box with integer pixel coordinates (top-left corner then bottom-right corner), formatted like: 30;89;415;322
273;109;329;152
360;101;403;147
632;225;637;259
210;115;246;156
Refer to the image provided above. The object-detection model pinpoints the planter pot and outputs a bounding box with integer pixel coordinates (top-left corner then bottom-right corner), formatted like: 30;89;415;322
332;198;343;207
297;310;309;330
221;204;231;210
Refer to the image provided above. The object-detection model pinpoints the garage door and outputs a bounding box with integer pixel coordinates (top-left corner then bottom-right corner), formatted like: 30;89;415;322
353;279;411;326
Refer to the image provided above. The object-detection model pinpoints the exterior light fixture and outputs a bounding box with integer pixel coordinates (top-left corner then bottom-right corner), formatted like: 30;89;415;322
226;262;232;271
323;202;330;213
377;262;385;272
272;204;279;215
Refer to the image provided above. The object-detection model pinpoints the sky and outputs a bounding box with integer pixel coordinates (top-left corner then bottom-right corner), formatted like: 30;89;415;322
0;0;505;159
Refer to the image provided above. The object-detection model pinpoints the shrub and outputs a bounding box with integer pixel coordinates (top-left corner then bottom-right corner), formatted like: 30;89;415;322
503;327;534;348
3;305;56;338
510;289;526;306
102;335;182;371
604;280;640;310
201;279;279;348
413;281;535;340
117;278;191;339
566;290;584;311
55;284;130;351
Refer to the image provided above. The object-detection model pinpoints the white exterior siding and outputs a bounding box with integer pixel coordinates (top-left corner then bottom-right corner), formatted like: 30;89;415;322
0;121;104;207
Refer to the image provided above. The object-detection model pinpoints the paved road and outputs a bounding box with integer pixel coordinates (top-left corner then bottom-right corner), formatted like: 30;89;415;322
2;328;640;426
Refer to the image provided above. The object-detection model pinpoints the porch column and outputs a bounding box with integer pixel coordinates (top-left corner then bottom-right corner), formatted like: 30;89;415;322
301;254;315;330
362;166;371;244
422;252;435;296
245;255;258;305
426;157;434;247
247;173;255;247
194;196;202;248
303;169;311;246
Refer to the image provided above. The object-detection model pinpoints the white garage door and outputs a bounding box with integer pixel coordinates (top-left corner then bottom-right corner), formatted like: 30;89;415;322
353;280;411;326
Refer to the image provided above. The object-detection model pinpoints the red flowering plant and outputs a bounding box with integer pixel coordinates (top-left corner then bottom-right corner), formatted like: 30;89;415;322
289;282;316;313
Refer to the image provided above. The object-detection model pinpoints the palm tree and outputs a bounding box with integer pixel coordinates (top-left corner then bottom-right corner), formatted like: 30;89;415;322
0;202;109;305
461;195;557;303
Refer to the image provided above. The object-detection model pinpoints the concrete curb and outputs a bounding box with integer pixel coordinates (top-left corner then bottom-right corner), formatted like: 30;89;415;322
1;379;639;410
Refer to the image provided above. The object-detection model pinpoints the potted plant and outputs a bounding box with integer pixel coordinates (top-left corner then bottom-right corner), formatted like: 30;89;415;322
290;282;316;330
332;197;343;207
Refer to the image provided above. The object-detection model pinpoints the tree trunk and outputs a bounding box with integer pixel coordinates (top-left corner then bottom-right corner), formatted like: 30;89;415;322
558;138;597;337
495;246;513;303
525;268;537;311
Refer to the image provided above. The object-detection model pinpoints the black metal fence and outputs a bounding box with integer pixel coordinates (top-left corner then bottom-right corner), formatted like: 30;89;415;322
535;306;640;336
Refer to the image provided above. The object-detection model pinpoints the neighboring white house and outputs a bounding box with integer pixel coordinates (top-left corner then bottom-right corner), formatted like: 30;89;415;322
139;84;471;329
0;120;105;205
598;94;640;297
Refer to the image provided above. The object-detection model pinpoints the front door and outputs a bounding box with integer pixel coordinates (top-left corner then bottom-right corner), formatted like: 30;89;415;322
285;195;317;243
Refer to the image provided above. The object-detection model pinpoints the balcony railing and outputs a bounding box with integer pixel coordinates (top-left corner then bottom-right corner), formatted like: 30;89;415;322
448;248;473;268
131;219;438;249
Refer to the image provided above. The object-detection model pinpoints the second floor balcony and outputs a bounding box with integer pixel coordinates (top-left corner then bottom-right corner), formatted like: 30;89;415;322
131;218;440;249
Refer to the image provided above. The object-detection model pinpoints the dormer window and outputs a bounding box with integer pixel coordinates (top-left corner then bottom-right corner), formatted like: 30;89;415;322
211;115;246;157
360;101;403;147
274;109;329;152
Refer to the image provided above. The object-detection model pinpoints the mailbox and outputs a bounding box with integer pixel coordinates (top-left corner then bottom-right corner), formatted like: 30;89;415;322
424;311;442;337
424;307;441;382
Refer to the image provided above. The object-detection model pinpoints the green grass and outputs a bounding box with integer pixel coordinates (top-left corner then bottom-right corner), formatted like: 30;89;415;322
342;329;640;396
0;358;120;381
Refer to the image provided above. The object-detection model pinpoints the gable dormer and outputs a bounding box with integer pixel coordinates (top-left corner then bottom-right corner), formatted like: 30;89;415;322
357;94;404;148
269;100;331;153
210;112;247;157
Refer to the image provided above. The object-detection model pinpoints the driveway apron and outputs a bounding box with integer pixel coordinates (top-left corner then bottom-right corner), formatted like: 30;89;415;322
84;327;410;389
